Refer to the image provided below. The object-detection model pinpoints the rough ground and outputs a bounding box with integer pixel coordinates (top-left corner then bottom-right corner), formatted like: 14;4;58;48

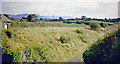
67;24;119;62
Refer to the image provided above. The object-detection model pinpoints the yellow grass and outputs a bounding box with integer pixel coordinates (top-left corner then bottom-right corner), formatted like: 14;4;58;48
3;23;103;62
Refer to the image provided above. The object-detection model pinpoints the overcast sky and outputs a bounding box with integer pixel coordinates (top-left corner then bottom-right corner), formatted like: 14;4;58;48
1;0;120;18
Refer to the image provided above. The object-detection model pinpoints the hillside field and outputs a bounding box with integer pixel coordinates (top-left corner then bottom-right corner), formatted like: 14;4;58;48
2;21;114;62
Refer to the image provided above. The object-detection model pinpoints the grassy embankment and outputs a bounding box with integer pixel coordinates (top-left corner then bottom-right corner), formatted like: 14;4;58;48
83;24;119;62
2;20;114;62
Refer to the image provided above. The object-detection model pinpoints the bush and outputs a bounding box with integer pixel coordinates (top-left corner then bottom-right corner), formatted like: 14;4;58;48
90;23;100;30
13;51;21;62
84;22;90;25
4;29;16;38
60;36;70;43
24;47;32;60
76;29;82;34
100;23;105;27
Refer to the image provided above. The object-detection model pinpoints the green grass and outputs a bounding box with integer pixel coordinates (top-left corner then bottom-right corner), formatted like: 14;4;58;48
11;21;90;28
90;20;114;24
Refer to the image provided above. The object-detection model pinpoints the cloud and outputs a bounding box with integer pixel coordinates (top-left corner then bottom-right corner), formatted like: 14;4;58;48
2;0;120;2
2;2;118;18
0;2;1;14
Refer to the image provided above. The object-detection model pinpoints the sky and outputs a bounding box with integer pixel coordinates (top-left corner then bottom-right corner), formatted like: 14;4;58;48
1;0;120;19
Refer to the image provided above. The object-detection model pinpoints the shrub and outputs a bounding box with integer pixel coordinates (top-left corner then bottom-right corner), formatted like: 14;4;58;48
13;51;21;62
60;36;70;43
100;23;105;27
4;29;16;38
24;47;32;60
84;22;90;25
76;29;82;34
90;23;100;30
104;23;108;27
118;27;120;36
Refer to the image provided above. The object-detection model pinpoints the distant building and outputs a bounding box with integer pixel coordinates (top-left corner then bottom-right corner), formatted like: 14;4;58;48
2;14;12;29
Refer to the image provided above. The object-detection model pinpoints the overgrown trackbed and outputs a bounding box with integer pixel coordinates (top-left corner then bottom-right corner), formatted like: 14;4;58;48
67;23;119;62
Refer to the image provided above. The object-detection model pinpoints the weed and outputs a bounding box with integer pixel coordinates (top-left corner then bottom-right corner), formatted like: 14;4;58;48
13;51;21;62
76;29;82;34
60;36;70;43
24;47;32;60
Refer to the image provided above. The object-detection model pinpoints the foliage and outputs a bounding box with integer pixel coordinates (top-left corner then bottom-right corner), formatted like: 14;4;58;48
24;47;33;60
26;14;38;22
60;36;70;43
11;21;89;28
27;15;32;22
100;22;105;27
76;29;82;34
59;17;63;20
90;22;100;30
83;31;119;62
3;14;10;19
13;51;21;62
4;29;16;38
3;22;102;62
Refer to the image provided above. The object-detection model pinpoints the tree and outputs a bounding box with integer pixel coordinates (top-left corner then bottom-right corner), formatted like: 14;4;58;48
87;18;91;21
27;15;32;22
40;18;43;20
27;14;38;22
104;18;108;22
81;16;86;20
3;14;10;19
21;17;26;19
59;17;63;20
30;14;38;19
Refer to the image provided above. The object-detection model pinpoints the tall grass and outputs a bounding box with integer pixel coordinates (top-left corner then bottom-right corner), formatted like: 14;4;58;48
2;26;101;62
11;21;90;28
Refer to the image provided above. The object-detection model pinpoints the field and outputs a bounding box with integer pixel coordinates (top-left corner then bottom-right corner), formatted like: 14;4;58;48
2;20;115;62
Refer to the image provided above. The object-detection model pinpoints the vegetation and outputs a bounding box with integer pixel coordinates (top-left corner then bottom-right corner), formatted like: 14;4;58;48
2;17;117;62
60;36;70;43
2;24;101;62
89;22;100;31
4;29;16;38
27;14;38;22
76;29;82;34
83;29;120;63
10;21;91;28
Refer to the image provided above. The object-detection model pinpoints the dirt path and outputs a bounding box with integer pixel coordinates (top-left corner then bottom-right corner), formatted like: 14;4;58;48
66;24;119;62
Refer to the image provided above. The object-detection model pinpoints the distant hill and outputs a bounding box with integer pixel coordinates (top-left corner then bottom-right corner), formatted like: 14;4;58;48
8;14;29;19
8;14;75;20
